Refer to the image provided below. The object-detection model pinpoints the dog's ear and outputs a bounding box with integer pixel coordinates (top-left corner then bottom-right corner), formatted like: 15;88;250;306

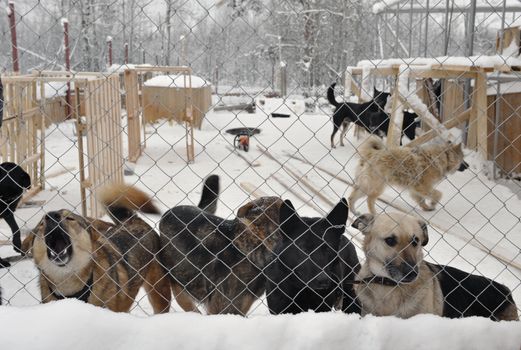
21;231;36;255
419;220;429;246
279;199;300;233
326;198;349;227
352;214;374;234
237;202;254;218
88;227;101;243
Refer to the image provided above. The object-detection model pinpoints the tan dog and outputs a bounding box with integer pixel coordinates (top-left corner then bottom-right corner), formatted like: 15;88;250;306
349;136;466;214
352;212;518;320
22;185;171;314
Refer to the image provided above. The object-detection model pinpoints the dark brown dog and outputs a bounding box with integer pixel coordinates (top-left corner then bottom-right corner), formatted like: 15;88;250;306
22;184;171;313
159;175;283;315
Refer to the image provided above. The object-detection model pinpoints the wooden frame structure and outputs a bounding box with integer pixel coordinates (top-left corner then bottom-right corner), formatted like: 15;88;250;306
1;71;124;218
344;63;520;158
124;66;195;163
1;75;45;198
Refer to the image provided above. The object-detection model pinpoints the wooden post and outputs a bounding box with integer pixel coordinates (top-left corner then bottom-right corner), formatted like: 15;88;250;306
124;43;129;64
473;69;488;158
387;81;404;147
62;19;72;119
7;1;19;72
106;36;113;67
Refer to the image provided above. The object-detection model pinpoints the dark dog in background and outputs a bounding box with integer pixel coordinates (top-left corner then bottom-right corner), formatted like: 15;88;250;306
0;162;31;268
159;175;284;315
368;109;420;144
328;83;390;148
265;198;360;315
328;83;420;146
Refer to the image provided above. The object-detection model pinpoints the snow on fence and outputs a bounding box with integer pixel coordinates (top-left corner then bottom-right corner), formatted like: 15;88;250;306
2;1;521;349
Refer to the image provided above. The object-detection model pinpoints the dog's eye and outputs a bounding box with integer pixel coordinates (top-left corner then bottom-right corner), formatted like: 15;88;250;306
384;236;397;247
411;236;419;247
65;216;75;222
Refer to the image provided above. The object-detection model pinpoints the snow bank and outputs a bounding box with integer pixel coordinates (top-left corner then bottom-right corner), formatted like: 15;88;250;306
255;96;306;117
0;300;520;350
143;74;210;88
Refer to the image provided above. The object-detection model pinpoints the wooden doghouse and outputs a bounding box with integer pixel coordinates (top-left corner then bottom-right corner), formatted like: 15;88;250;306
142;74;211;128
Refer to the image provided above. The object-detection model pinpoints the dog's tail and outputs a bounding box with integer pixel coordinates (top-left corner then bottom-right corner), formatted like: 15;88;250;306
359;136;385;160
99;184;160;223
327;83;340;108
197;175;220;214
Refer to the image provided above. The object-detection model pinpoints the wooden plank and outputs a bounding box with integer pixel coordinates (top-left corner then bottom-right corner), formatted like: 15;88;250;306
387;83;404;147
475;69;488;158
407;109;472;147
74;84;87;216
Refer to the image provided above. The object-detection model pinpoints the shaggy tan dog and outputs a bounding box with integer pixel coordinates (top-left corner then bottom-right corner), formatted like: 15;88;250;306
349;136;465;214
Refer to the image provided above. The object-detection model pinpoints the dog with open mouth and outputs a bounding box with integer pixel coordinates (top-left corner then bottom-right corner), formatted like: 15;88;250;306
352;212;518;320
22;184;171;313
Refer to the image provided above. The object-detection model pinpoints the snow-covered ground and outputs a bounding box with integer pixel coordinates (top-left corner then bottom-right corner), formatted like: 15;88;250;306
1;300;520;350
0;101;520;347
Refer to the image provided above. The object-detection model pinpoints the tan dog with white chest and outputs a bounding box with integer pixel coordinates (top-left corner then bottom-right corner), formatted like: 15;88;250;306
351;212;518;321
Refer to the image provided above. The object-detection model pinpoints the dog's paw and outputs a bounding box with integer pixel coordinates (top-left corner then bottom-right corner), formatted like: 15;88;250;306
0;258;11;269
12;237;24;256
420;204;436;212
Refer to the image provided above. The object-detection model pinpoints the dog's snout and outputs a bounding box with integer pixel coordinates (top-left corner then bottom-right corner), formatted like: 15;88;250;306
46;211;61;223
399;262;418;282
458;161;469;172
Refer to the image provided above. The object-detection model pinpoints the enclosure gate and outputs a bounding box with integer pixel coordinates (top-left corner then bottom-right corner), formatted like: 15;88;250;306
0;75;46;198
80;74;124;217
1;72;124;218
124;66;195;163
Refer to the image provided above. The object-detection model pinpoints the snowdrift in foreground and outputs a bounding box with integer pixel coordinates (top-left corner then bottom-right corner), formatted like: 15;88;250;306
0;300;520;350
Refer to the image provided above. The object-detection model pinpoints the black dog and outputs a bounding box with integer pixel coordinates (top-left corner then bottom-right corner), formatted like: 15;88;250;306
328;84;421;146
0;162;31;268
431;263;518;320
368;109;419;144
265;198;360;314
328;83;389;148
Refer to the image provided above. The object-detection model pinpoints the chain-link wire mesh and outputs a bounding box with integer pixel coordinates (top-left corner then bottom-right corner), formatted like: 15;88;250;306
0;0;520;322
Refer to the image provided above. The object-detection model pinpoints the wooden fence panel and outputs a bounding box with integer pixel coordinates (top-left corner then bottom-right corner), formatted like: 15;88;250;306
82;76;124;217
124;70;143;162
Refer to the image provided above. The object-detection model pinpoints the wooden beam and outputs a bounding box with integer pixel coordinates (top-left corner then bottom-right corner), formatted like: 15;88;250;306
407;108;472;147
474;69;489;157
387;83;404;147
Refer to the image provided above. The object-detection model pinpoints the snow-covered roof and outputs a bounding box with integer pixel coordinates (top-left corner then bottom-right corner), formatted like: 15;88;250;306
105;63;152;74
143;74;210;88
373;0;521;14
357;54;521;69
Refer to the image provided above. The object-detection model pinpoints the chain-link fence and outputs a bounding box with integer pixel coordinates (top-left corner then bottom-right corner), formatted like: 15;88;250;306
0;0;520;324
